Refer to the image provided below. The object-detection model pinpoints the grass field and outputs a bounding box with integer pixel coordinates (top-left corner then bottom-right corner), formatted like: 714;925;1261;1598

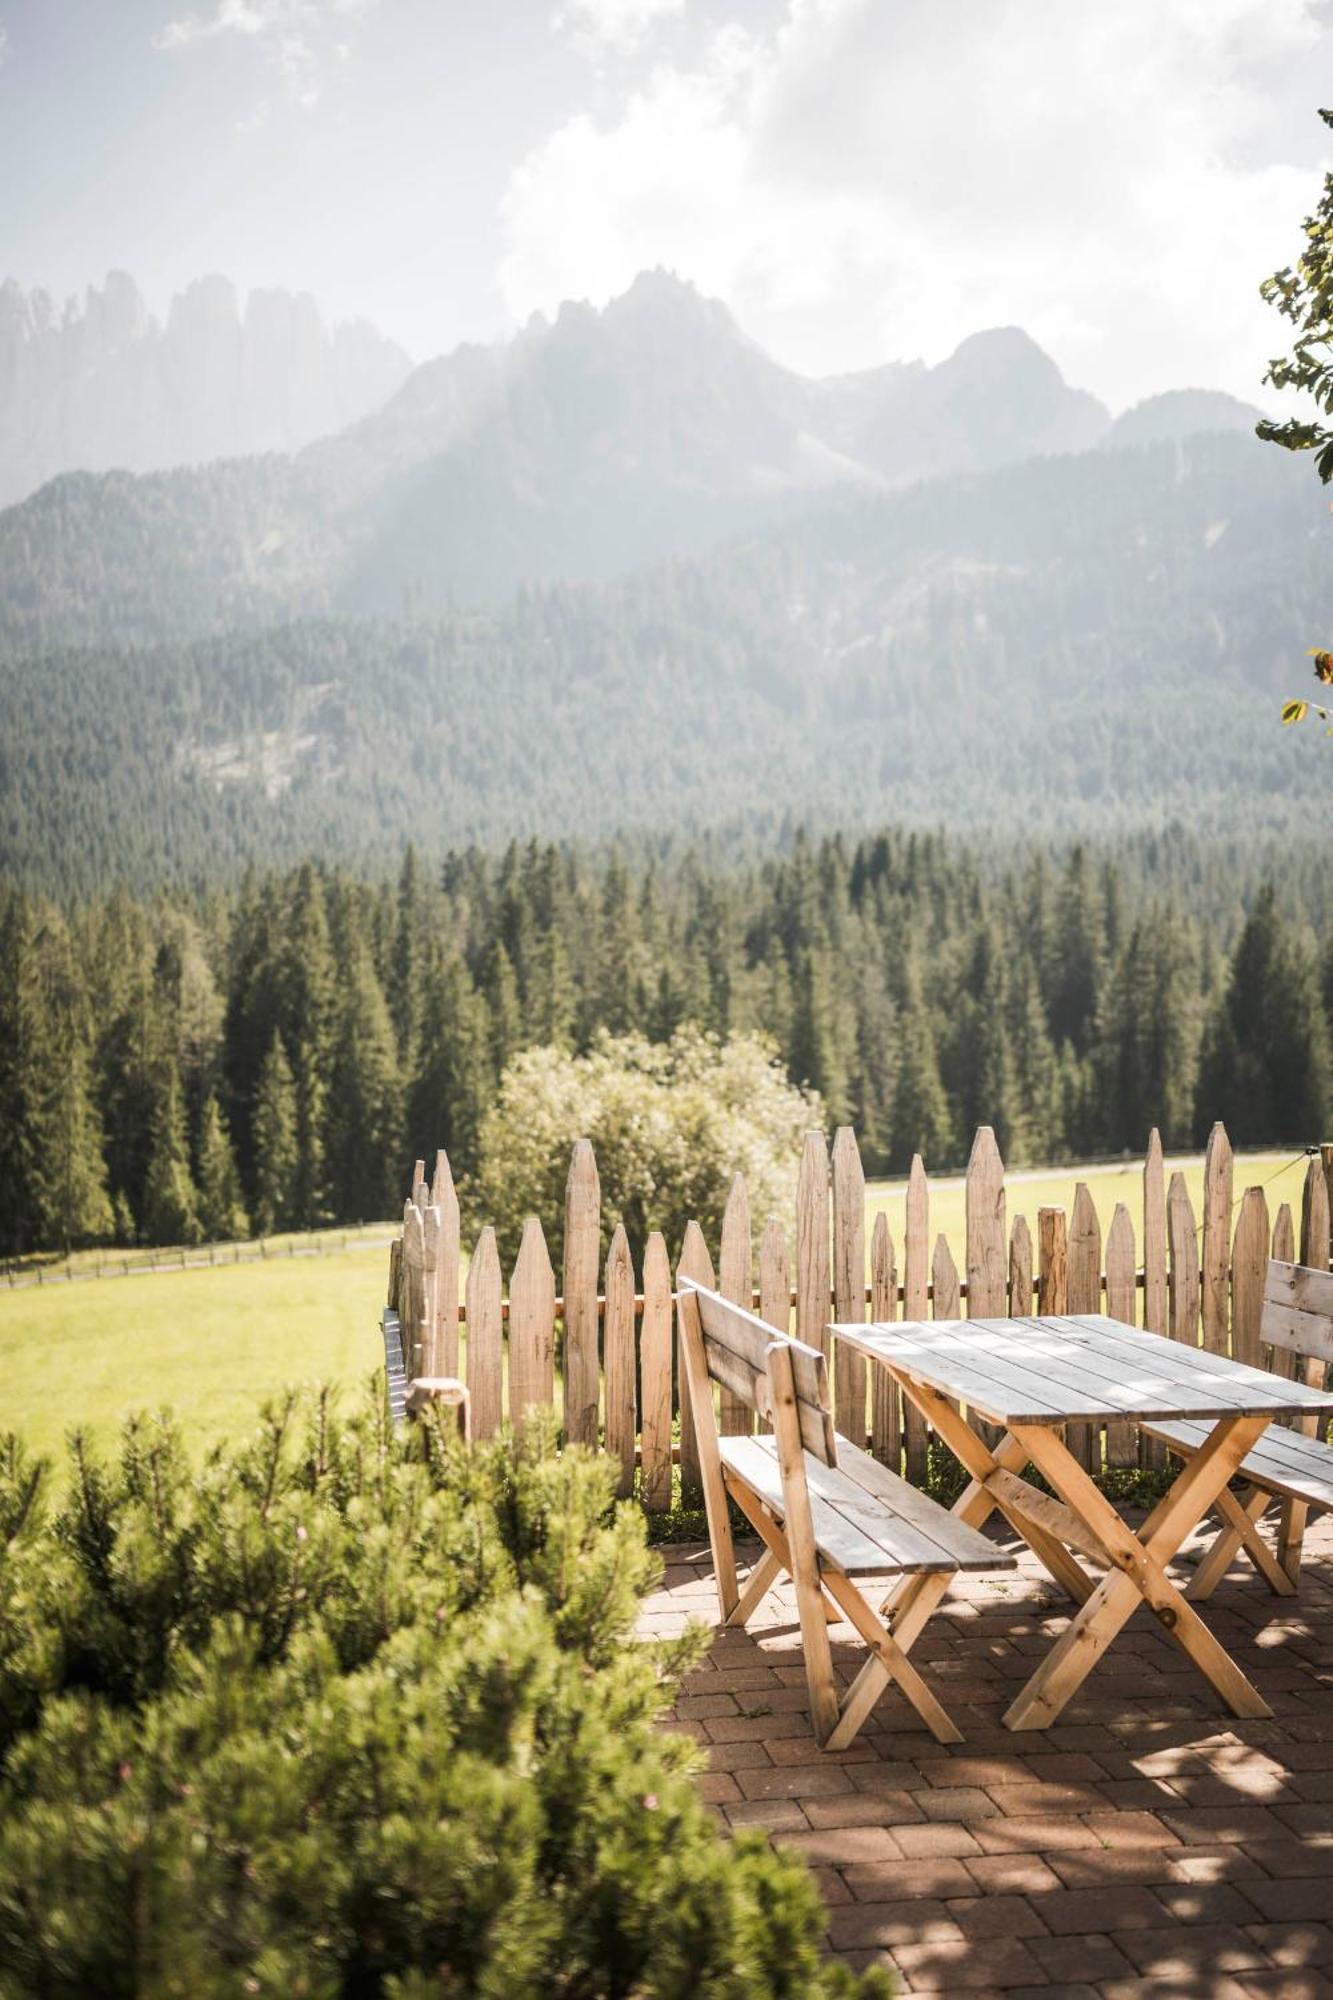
862;1147;1313;1275
1;1243;387;1463
1;1148;1314;1463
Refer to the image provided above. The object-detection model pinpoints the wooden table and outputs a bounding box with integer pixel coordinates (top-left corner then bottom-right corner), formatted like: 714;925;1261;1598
828;1313;1333;1731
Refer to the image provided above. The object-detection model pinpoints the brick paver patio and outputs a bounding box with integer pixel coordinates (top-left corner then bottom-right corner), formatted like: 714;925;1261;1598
643;1512;1333;1998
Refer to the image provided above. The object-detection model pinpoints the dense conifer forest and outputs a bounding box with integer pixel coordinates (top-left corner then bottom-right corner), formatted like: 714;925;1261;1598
1;430;1330;897
2;831;1328;1257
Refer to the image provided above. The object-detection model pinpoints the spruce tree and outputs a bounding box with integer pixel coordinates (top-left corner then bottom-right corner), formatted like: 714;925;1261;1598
389;841;424;1056
195;1093;249;1241
141;1062;202;1246
252;1032;299;1235
327;945;405;1223
485;939;523;1079
889;964;953;1169
408;946;492;1174
280;864;336;1227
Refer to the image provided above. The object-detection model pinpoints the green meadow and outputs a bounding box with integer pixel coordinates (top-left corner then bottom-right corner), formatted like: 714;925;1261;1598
1;1244;388;1462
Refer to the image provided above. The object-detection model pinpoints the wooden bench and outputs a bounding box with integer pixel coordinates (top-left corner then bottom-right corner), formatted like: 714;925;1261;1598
678;1278;1013;1749
1143;1258;1333;1596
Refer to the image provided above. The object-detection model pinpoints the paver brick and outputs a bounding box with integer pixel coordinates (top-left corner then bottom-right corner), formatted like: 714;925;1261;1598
645;1521;1333;1990
890;1936;1047;1988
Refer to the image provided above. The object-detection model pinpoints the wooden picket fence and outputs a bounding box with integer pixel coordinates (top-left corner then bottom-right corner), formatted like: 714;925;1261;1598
385;1124;1333;1509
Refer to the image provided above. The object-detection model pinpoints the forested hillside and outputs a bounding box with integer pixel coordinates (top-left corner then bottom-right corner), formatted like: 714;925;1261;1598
2;833;1328;1256
1;431;1327;897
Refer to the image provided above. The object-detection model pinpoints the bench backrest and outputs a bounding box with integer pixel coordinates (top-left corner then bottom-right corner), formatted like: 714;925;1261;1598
1261;1259;1333;1369
678;1279;837;1467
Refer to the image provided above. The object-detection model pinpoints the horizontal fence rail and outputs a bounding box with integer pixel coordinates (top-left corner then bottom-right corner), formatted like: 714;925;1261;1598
388;1127;1333;1508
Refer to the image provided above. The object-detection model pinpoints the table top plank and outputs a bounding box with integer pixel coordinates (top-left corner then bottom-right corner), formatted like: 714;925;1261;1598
897;1314;1249;1426
864;1314;1156;1424
830;1313;1333;1427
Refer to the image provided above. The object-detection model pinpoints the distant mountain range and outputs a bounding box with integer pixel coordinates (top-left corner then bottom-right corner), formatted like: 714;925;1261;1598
0;270;412;509
0;269;1265;647
1;267;1314;897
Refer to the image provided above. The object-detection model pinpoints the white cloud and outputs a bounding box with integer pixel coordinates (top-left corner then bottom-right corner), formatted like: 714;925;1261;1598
0;21;9;68
554;0;685;58
500;0;1333;409
154;0;372;108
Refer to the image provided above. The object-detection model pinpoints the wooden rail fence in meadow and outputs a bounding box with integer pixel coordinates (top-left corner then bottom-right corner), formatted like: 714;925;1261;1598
386;1125;1333;1509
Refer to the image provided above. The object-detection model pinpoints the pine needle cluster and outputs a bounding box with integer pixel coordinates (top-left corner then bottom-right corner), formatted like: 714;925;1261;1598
0;1391;888;1999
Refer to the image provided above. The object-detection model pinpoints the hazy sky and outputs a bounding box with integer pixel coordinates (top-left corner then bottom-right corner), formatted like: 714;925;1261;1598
1;0;1330;410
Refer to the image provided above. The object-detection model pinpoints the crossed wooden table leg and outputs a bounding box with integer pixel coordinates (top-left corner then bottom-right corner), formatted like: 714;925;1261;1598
878;1378;1274;1731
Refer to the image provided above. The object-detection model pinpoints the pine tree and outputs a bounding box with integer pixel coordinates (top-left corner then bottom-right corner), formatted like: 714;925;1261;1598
408;946;493;1174
280;865;335;1227
389;842;423;1057
252;1032;299;1235
0;896;113;1254
889;958;953;1169
485;939;523;1079
526;928;576;1049
141;1062;202;1246
195;1093;248;1241
1048;845;1103;1056
326;946;404;1222
789;949;848;1122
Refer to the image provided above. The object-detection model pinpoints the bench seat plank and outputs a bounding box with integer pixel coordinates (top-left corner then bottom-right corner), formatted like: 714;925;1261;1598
1144;1416;1333;1513
832;1436;1014;1571
718;1434;1012;1577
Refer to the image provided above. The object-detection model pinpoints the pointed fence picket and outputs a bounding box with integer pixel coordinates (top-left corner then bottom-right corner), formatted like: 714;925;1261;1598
385;1122;1328;1507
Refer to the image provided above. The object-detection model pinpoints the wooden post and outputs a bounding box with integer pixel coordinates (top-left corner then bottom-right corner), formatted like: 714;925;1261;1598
431;1149;461;1377
676;1221;716;1504
639;1232;673;1512
1143;1128;1167;1336
508;1217;555;1434
1200;1122;1234;1356
832;1127;867;1447
562;1140;601;1447
796;1130;831;1361
1105;1203;1138;1467
1301;1154;1330;1273
1009;1214;1033;1320
1230;1188;1270;1370
1037;1207;1068;1315
1068;1183;1102;1471
401;1200;424;1378
718;1173;754;1436
1141;1131;1168;1473
965;1126;1007;1316
603;1223;637;1496
869;1213;899;1468
932;1234;960;1317
759;1216;790;1334
387;1236;402;1314
758;1215;789;1438
419;1203;442;1379
1323;1143;1333;1268
1273;1202;1296;1263
903;1153;930;1486
1270;1201;1297;1379
966;1126;1006;1447
466;1226;503;1441
1168;1172;1200;1347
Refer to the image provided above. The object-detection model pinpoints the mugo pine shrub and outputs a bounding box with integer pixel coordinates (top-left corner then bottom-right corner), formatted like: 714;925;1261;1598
0;1389;888;1999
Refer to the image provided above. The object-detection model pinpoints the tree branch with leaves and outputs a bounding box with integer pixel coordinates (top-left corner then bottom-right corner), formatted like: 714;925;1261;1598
1259;107;1333;735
